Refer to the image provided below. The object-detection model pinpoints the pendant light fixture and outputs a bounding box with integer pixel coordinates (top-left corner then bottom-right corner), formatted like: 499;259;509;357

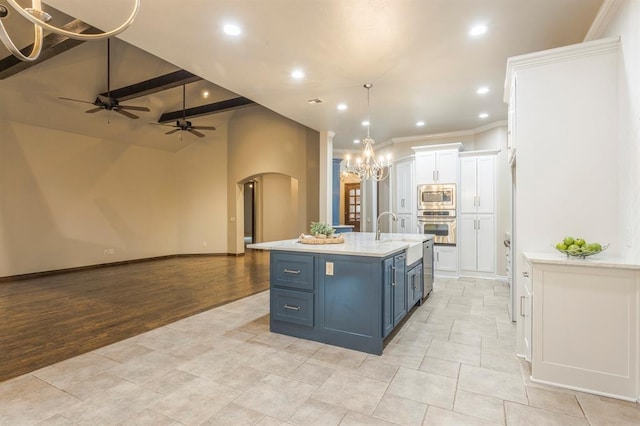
341;83;391;182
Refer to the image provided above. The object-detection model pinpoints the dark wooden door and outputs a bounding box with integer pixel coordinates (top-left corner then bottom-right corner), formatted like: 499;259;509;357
344;183;361;232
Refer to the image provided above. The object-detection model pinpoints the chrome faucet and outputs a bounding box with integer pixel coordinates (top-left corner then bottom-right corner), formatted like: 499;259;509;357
376;211;398;240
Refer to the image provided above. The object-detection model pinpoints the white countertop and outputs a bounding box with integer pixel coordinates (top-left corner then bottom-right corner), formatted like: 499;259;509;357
248;232;434;257
523;251;640;270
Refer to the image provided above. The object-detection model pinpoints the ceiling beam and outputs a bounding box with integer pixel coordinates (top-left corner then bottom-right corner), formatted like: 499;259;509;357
0;19;99;80
158;97;255;122
100;70;201;101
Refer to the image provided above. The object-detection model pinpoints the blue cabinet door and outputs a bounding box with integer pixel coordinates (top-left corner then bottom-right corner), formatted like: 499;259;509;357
382;257;394;337
407;262;423;308
393;254;407;325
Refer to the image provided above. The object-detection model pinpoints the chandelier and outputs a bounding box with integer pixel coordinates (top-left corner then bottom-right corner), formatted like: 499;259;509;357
340;83;390;182
0;0;140;62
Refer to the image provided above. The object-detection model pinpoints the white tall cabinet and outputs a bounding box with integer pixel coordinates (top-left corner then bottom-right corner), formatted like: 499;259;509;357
459;153;497;276
505;38;621;360
393;157;416;234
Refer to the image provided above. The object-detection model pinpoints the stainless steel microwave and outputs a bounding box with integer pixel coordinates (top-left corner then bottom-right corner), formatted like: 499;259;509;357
417;183;456;211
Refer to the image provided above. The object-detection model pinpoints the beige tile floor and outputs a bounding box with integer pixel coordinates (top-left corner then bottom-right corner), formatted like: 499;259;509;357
2;277;639;425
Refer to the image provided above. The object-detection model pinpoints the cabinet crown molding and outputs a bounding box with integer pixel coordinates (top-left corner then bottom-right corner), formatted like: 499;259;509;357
504;37;620;101
459;149;500;158
412;142;463;153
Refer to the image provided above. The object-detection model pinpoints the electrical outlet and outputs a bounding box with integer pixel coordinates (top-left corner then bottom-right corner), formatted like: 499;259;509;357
202;241;207;247
103;249;109;255
325;262;334;276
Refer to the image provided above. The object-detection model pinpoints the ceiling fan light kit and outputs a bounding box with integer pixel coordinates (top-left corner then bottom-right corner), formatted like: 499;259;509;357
0;0;140;61
59;38;150;120
151;85;216;138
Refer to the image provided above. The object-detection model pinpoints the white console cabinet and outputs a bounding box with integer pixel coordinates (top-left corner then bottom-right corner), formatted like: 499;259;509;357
524;253;640;401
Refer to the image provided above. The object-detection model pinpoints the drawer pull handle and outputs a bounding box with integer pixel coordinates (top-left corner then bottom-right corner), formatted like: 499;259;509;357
283;269;301;275
284;304;301;311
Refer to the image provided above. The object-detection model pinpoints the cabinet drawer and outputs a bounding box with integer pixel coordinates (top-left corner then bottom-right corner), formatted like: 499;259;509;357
271;288;314;327
271;253;314;290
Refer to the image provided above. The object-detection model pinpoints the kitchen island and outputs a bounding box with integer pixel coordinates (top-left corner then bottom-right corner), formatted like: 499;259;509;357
248;232;434;355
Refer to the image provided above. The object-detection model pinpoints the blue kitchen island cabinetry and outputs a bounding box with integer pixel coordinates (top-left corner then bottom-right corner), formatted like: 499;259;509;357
249;232;433;355
270;250;409;355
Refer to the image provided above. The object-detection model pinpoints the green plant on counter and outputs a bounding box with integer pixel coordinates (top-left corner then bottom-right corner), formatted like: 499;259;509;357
310;222;335;237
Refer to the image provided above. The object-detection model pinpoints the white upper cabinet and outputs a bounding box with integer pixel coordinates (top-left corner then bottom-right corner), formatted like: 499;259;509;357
414;144;461;185
460;154;496;214
394;158;414;214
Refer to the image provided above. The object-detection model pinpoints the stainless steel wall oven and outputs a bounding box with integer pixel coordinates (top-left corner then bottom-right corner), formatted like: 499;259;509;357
417;183;457;245
417;210;457;245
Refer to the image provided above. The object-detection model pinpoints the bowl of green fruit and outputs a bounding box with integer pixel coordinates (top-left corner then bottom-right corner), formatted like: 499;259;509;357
555;237;609;259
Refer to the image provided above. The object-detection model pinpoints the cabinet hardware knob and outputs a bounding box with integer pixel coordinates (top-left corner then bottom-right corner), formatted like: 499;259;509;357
284;269;301;275
283;304;301;311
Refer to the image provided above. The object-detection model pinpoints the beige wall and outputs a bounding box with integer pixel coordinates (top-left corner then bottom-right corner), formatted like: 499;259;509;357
1;105;320;276
0;121;177;276
226;107;320;252
175;125;229;254
261;174;300;242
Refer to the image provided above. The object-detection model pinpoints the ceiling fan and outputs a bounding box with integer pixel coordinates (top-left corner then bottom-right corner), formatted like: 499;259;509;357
59;39;150;119
152;85;216;138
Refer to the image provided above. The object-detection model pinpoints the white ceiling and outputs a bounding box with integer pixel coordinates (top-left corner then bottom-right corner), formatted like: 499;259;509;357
1;0;603;151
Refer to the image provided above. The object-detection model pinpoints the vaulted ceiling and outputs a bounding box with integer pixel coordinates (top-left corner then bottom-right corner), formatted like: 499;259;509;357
0;0;604;152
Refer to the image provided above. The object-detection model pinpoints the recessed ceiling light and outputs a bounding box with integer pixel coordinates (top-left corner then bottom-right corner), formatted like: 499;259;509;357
478;112;489;119
223;24;241;36
337;103;347;111
353;139;361;144
291;69;305;79
362;120;370;127
201;90;210;99
476;86;489;95
469;24;487;37
416;121;425;127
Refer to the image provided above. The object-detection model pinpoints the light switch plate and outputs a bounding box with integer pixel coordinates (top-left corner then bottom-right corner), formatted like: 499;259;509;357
325;262;334;276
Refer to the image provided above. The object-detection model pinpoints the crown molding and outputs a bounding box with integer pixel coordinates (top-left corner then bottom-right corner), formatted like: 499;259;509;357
584;0;623;41
389;120;507;145
504;37;620;101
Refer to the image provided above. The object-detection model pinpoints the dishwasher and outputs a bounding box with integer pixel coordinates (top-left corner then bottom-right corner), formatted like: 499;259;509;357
422;239;434;299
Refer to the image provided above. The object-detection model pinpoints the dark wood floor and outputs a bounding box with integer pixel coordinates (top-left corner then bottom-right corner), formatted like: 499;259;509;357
0;250;270;383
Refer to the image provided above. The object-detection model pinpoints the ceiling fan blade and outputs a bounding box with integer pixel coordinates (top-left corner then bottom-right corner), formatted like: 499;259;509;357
85;107;104;113
116;109;139;119
188;129;206;138
192;125;216;131
165;128;181;135
59;97;95;105
119;105;150;112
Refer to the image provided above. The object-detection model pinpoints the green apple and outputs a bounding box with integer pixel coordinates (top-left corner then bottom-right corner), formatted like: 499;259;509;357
567;244;581;252
563;236;575;246
586;242;602;252
575;238;586;247
556;242;567;250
